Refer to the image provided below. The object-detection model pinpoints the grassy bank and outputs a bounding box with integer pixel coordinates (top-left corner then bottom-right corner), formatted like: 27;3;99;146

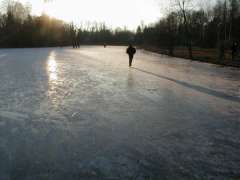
141;46;240;68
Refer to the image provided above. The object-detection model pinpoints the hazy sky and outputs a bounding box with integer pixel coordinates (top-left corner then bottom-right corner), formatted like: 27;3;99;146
1;0;216;30
15;0;162;30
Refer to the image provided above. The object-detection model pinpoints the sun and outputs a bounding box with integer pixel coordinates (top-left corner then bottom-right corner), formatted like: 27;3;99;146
19;0;161;30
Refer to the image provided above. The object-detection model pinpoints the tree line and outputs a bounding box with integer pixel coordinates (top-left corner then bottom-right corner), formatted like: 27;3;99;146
0;0;134;48
0;1;71;47
0;0;239;61
136;0;240;60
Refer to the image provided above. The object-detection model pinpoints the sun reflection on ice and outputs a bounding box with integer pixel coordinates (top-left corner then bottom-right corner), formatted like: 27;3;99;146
47;51;60;108
47;52;58;82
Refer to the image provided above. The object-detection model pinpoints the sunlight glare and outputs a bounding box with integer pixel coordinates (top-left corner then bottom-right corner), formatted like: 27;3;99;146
47;52;58;82
17;0;161;30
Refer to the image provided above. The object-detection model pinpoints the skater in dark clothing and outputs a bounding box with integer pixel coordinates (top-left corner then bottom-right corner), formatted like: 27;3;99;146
126;44;136;67
232;42;238;61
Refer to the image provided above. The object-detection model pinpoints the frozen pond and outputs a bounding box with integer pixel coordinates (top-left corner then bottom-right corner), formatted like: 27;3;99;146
0;46;240;179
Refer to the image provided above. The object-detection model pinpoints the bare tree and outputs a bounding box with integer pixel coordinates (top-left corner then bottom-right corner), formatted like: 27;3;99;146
174;0;193;59
166;12;178;56
229;0;239;40
1;0;31;21
215;0;228;61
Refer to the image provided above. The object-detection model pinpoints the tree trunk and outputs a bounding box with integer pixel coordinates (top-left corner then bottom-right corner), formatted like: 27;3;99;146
183;10;193;59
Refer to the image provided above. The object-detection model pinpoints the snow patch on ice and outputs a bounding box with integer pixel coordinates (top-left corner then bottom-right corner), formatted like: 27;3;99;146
0;111;28;121
0;54;7;58
0;121;5;126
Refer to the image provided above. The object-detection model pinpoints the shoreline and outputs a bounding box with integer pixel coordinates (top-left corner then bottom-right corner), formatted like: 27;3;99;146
140;46;240;68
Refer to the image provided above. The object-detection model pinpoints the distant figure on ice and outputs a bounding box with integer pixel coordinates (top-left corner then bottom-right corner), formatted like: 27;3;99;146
104;43;107;48
232;41;238;61
126;44;136;67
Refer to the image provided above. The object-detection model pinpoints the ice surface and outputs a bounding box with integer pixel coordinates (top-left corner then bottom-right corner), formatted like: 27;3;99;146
0;46;240;180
